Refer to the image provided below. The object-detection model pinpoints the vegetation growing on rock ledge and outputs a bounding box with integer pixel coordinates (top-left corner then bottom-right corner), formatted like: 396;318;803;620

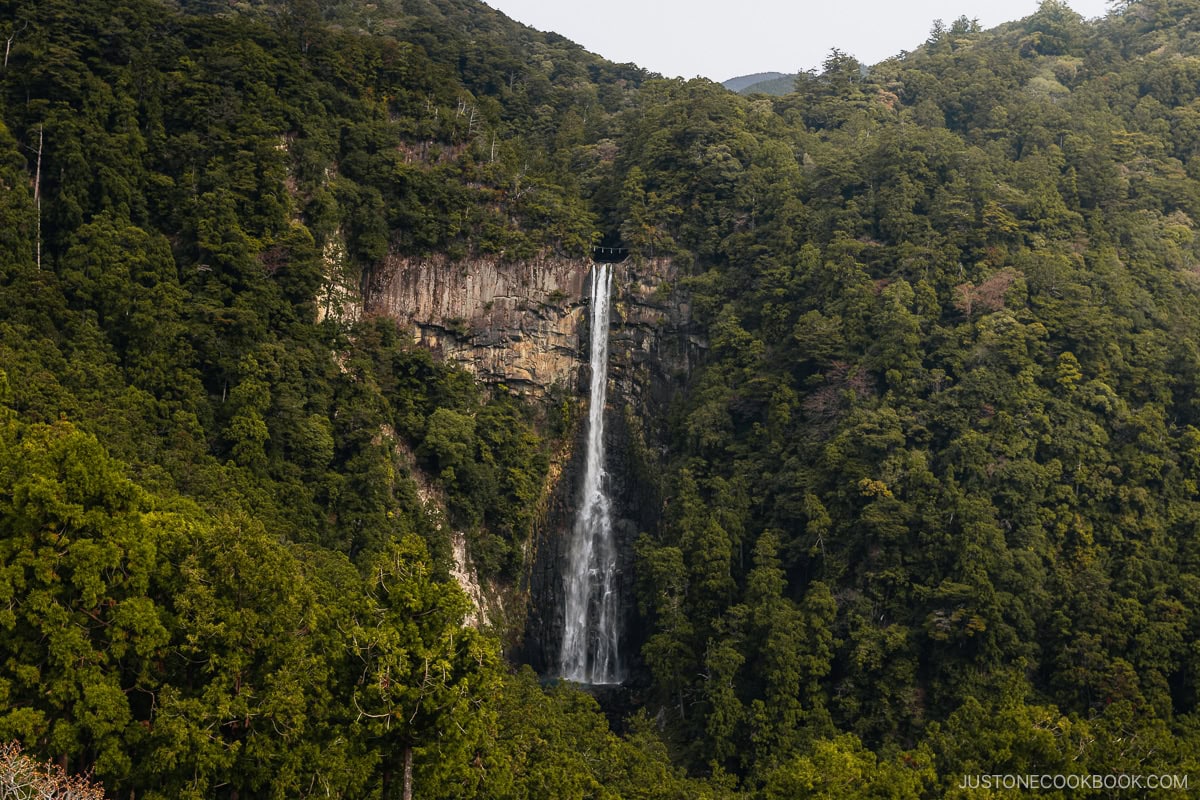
5;0;1200;795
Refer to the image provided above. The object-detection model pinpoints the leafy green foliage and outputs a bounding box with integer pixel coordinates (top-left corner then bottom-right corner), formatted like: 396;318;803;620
619;0;1200;790
9;0;1200;794
0;396;698;798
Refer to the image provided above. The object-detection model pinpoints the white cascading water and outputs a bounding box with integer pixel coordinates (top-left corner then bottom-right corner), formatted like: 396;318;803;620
559;263;621;684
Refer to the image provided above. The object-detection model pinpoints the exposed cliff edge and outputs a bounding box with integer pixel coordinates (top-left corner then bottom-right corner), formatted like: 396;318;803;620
366;252;589;394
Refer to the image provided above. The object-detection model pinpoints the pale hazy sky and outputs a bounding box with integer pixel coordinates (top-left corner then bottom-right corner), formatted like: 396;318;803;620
486;0;1113;82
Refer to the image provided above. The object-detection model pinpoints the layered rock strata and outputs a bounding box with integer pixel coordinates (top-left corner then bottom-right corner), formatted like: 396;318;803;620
367;253;588;393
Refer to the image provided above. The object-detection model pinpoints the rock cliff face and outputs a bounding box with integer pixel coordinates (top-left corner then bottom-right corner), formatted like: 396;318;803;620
365;251;705;672
367;252;589;394
365;252;702;396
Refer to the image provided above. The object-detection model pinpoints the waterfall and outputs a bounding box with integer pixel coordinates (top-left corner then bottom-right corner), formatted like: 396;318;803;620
559;263;621;685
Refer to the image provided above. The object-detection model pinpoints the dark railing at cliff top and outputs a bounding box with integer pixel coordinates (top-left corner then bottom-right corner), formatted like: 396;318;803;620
592;245;629;263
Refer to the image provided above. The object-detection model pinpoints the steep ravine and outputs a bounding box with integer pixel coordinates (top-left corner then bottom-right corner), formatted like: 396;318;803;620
364;252;704;671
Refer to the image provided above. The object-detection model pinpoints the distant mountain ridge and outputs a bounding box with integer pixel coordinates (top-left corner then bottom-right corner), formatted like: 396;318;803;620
723;71;802;95
721;71;787;92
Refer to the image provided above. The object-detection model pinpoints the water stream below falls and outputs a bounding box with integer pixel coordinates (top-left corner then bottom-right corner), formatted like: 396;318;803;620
559;263;622;685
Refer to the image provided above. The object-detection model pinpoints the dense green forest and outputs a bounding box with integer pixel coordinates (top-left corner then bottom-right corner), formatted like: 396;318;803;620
6;0;1200;795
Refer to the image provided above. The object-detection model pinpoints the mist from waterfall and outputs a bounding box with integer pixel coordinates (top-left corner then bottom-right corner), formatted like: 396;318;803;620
559;263;621;685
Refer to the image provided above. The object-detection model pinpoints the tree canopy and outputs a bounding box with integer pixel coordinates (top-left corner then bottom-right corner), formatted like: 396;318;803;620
6;0;1200;795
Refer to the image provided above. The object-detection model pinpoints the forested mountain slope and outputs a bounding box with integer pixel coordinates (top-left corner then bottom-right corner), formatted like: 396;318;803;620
628;0;1200;787
0;0;707;797
5;0;1200;796
722;71;789;93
